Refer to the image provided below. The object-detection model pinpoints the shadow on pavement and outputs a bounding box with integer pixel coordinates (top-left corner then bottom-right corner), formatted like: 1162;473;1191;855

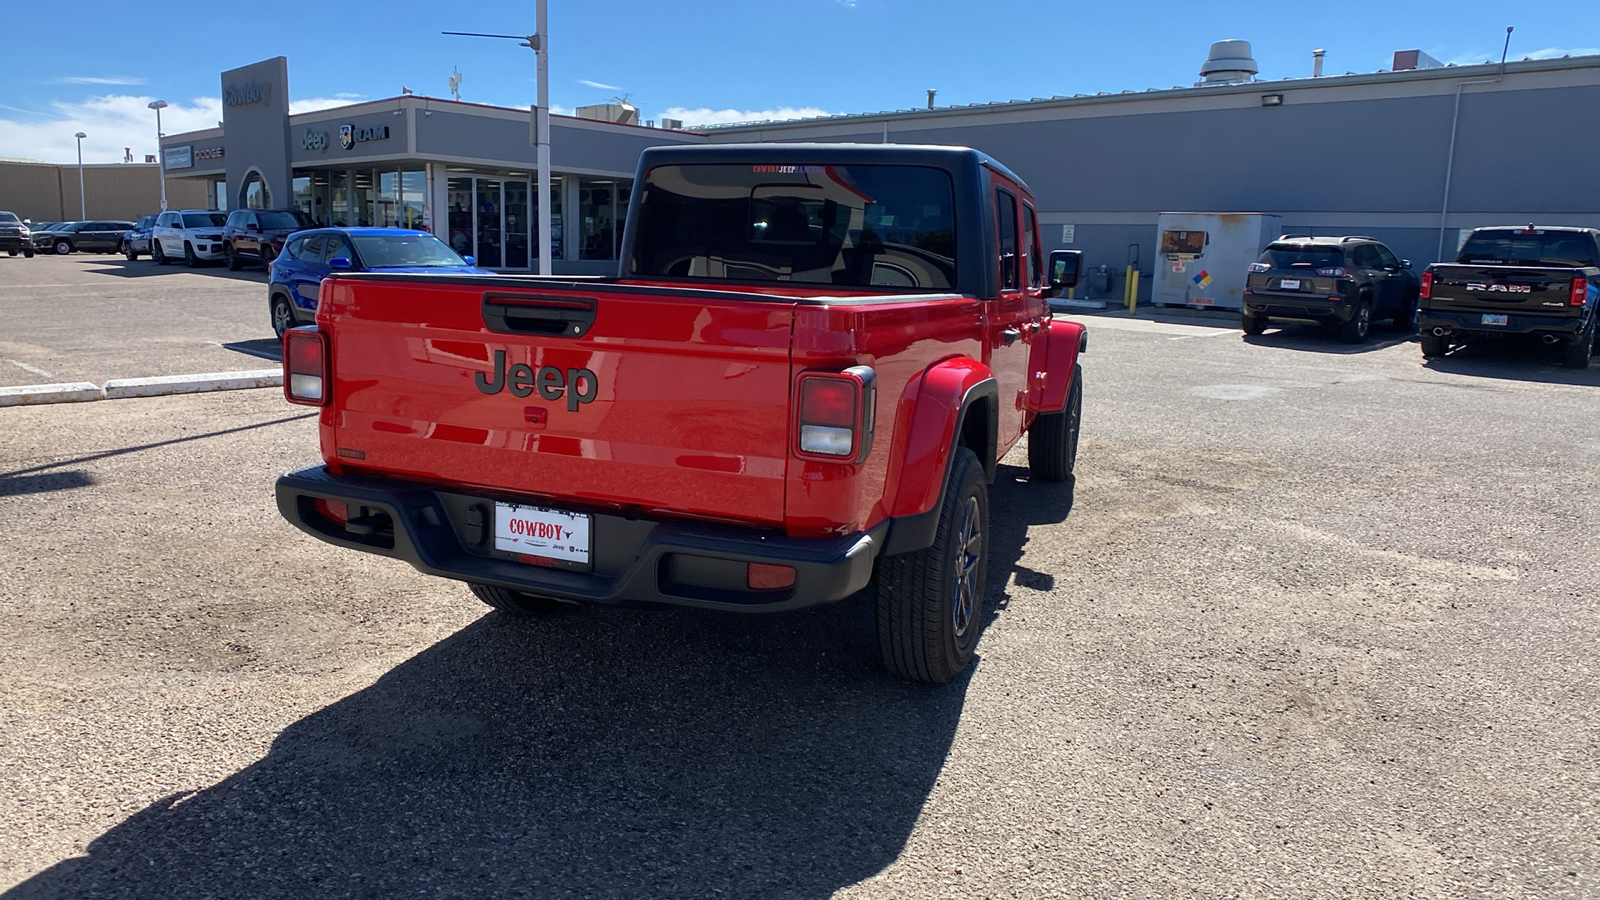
0;469;94;498
0;413;315;480
76;258;269;283
1242;321;1415;355
1421;337;1600;387
4;451;1081;898
223;339;282;364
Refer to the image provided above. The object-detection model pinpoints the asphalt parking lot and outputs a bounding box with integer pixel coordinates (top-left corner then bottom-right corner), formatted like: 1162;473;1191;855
1;260;1597;898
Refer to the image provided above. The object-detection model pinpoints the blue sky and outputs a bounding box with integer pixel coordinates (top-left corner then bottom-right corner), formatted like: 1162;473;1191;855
3;0;1597;163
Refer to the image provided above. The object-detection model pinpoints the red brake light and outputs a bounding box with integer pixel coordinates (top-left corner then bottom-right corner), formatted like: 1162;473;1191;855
1573;276;1588;307
284;328;329;406
1316;267;1347;277
795;368;876;461
1420;271;1433;300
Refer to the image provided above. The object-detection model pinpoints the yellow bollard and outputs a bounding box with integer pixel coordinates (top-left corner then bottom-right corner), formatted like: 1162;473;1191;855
1124;265;1139;315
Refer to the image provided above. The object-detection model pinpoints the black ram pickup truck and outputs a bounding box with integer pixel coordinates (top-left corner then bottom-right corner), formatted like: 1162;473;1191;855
1420;225;1599;368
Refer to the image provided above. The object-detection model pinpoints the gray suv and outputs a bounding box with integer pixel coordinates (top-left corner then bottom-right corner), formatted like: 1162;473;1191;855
0;211;33;258
1241;236;1422;343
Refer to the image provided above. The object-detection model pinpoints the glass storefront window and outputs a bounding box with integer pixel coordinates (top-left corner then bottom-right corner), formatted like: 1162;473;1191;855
505;179;529;270
447;177;474;259
376;172;400;228
291;175;312;219
475;180;503;268
213;180;228;211
401;170;426;230
352;169;376;227
241;172;271;209
328;171;350;227
579;177;628;260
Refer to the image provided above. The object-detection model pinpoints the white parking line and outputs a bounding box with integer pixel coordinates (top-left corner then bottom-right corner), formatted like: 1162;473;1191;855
6;359;52;378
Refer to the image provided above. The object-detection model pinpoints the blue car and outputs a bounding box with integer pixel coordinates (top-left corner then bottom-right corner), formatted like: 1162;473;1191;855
268;227;487;339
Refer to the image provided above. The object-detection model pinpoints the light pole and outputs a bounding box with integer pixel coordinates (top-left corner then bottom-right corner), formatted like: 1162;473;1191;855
148;100;169;211
74;132;87;220
444;0;552;275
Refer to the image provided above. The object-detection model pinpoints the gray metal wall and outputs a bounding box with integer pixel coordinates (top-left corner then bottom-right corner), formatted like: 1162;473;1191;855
415;108;701;174
0;161;207;223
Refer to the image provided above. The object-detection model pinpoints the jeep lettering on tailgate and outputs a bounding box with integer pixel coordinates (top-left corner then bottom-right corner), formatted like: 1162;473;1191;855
475;349;598;411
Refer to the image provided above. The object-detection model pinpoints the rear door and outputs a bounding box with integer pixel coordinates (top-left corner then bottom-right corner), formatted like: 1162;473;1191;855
321;279;797;527
289;235;328;314
990;180;1030;448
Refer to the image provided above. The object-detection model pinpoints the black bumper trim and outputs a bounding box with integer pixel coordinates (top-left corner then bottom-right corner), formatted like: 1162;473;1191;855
1419;308;1589;337
275;466;886;613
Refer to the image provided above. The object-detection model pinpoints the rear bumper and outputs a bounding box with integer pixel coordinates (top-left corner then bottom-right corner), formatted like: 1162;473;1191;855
275;465;885;613
1242;292;1354;323
1419;308;1589;337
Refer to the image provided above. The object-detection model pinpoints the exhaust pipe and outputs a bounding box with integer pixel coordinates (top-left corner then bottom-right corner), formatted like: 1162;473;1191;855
1542;334;1559;344
1432;327;1447;336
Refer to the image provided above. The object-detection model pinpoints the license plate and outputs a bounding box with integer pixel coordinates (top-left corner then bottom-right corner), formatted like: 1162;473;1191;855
1481;314;1509;326
494;502;591;568
1279;279;1301;290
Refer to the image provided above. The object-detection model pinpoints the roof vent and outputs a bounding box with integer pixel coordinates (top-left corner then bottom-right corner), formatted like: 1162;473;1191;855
1198;39;1258;85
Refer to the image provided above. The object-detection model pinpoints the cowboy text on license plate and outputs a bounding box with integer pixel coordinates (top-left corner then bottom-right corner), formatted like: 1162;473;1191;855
495;502;591;565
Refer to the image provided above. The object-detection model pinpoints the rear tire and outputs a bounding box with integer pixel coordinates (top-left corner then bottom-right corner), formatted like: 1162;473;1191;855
874;446;988;685
1562;324;1594;370
270;294;296;341
1340;297;1372;344
468;582;563;615
225;243;241;271
1420;332;1449;358
1241;312;1267;336
1028;365;1082;482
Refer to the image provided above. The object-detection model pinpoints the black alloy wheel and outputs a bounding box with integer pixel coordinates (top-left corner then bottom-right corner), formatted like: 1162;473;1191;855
225;243;241;271
270;295;296;341
1340;297;1372;344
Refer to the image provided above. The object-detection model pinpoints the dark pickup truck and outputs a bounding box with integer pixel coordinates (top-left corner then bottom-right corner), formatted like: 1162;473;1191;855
1420;226;1599;368
274;143;1088;684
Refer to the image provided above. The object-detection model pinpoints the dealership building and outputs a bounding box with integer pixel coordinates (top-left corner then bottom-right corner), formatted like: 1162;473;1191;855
162;50;1600;297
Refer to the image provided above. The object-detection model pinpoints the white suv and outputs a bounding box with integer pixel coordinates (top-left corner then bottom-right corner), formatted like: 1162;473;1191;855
152;210;229;267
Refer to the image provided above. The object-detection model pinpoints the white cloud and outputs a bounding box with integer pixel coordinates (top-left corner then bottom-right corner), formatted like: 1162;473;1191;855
578;79;623;91
0;94;364;164
658;105;838;127
57;76;147;86
333;92;366;100
1525;46;1600;59
837;0;858;6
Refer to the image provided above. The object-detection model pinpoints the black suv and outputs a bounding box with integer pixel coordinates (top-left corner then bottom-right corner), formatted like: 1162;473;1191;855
222;209;315;270
1241;236;1422;343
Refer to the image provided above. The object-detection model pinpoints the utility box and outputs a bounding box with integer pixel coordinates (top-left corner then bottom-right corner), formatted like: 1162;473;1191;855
1150;212;1280;311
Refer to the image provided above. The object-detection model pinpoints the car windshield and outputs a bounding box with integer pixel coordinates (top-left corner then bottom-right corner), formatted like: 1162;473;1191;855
258;211;313;230
0;213;18;225
349;233;467;268
1259;244;1344;269
1457;230;1598;267
182;213;228;228
629;163;958;289
136;216;155;229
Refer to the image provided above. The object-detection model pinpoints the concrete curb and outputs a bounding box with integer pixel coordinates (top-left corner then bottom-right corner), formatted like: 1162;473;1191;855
102;369;282;400
0;382;105;407
0;369;282;407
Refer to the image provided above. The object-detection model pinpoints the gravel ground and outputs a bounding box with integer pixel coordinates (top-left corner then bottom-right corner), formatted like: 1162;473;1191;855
0;255;275;388
0;301;1596;898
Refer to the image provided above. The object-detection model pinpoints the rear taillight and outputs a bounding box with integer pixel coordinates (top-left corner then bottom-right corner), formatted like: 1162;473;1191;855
1572;276;1588;307
284;328;329;406
1247;262;1269;273
1420;271;1433;300
795;366;876;462
1316;267;1347;277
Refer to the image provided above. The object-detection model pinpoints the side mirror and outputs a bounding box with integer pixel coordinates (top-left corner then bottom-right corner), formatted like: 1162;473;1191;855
463;255;476;266
1047;249;1083;293
328;256;352;270
1401;259;1412;269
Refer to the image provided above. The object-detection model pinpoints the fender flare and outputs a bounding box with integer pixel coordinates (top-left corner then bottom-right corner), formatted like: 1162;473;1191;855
880;357;998;556
1034;318;1087;413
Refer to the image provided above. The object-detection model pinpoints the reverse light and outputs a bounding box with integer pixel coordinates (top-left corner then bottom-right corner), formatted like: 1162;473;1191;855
1420;271;1433;300
1247;262;1269;273
795;366;876;462
284;328;329;406
1572;276;1588;307
1316;266;1347;277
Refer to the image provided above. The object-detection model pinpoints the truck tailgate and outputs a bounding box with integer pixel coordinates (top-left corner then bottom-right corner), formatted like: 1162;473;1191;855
1427;265;1583;317
318;276;796;527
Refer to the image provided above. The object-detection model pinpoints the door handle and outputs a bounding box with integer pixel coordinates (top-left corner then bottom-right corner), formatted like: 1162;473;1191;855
1001;327;1022;346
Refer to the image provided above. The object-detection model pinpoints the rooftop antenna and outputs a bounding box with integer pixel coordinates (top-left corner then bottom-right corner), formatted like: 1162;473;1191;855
1498;25;1514;76
448;67;462;101
444;2;552;277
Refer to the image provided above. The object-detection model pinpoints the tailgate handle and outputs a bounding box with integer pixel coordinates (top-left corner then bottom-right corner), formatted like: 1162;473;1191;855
482;294;597;338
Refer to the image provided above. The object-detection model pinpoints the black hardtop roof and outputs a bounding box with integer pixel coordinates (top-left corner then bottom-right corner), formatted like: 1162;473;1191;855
636;142;1029;191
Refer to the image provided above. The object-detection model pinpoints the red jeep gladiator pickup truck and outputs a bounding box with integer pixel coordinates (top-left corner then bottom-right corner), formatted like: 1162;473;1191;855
275;144;1086;683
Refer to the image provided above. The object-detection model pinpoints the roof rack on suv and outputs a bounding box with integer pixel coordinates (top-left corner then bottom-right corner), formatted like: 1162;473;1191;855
1339;235;1376;242
1277;234;1312;240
